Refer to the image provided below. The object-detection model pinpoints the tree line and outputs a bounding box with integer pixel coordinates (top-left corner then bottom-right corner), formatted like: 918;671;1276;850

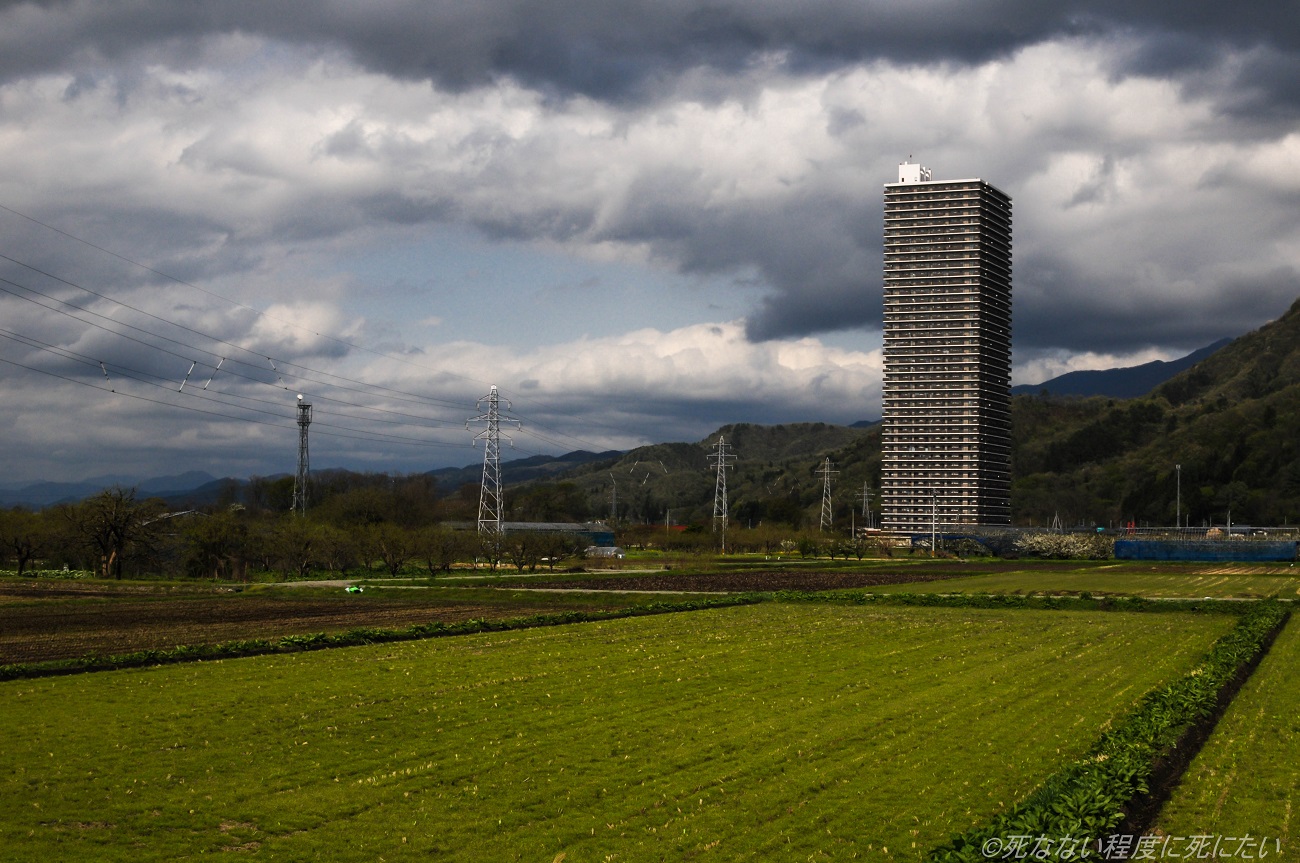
0;475;592;581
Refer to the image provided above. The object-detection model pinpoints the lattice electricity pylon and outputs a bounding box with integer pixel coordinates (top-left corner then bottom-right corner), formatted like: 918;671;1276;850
858;482;874;531
708;435;737;550
817;458;838;532
467;385;520;534
291;396;312;515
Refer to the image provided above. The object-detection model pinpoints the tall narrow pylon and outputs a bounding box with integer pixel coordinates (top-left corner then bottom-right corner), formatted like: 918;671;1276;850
709;435;737;551
468;385;520;534
858;482;874;531
290;395;312;515
817;458;838;532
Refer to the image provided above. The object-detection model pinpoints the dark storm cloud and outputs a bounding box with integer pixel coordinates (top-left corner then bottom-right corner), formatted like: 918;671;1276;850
1;0;1296;369
0;1;1295;106
1014;253;1300;353
585;170;880;340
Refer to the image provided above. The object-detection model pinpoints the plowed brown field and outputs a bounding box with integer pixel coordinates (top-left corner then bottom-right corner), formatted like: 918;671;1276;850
520;568;979;592
0;586;647;665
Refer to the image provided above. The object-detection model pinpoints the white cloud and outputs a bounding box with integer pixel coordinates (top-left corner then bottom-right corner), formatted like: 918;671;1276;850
358;320;882;452
1012;348;1179;388
0;21;1297;482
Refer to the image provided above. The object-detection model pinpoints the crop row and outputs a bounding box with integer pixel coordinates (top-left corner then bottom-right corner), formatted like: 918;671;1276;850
0;594;764;681
1156;601;1300;835
930;600;1290;861
0;603;1234;861
2;589;1267;682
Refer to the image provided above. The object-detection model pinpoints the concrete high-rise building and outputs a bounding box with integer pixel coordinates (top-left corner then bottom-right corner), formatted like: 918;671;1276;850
881;162;1012;531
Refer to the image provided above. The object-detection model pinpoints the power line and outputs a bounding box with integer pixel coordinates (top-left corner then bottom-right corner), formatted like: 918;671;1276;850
0;204;655;453
0;259;470;412
0;202;676;459
0;329;470;447
0;326;463;431
0;202;492;390
0;351;472;450
0;256;631;457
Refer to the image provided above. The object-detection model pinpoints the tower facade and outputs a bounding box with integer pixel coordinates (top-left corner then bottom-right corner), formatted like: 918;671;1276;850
881;163;1012;531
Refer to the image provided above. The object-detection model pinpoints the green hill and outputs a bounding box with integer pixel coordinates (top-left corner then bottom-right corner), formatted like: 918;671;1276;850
506;422;879;529
507;296;1300;529
1012;296;1300;527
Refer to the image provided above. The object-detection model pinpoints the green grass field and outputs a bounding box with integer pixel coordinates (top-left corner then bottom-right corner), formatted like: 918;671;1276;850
1;603;1233;861
1155;616;1300;847
868;567;1300;599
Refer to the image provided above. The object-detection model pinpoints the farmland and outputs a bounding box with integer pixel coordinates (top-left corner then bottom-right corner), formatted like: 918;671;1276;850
866;565;1300;599
0;602;1232;861
434;558;1300;599
0;581;662;665
1155;609;1300;841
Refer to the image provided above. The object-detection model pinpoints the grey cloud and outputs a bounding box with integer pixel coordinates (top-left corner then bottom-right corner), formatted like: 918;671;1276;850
1014;254;1300;353
0;1;1296;108
586;173;881;340
1066;155;1117;208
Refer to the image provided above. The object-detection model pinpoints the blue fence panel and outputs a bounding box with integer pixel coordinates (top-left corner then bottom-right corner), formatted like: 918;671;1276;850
1114;540;1298;562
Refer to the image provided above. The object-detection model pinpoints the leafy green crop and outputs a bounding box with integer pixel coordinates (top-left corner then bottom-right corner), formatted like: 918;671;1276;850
930;601;1289;861
0;604;1230;861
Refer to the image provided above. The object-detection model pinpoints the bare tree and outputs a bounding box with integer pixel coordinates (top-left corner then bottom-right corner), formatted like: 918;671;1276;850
67;488;164;579
0;508;50;577
371;523;416;576
416;527;469;576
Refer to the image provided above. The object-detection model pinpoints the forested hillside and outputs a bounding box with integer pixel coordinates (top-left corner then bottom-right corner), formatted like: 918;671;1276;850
1011;296;1300;527
520;296;1300;529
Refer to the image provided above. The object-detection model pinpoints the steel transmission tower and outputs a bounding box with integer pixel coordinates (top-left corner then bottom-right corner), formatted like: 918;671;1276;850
468;385;520;534
709;436;737;551
858;482;874;530
817;458;838;532
291;395;312;515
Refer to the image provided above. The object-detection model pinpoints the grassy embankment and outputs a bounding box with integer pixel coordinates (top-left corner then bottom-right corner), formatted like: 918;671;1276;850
2;602;1231;861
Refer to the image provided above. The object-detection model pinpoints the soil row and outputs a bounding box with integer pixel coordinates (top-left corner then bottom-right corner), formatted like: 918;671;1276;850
0;595;639;665
513;568;979;592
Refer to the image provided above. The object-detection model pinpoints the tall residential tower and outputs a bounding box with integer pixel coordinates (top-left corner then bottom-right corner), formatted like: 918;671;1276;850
881;163;1012;531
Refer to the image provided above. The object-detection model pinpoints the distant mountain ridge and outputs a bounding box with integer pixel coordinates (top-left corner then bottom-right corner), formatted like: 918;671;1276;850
0;451;625;509
0;471;221;509
1012;338;1233;398
425;449;623;493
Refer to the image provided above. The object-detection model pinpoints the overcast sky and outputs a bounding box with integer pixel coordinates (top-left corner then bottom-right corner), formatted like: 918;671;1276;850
1;1;1297;484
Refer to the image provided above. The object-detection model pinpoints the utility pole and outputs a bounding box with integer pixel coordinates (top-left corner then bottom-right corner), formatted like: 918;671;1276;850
609;473;618;525
709;436;737;552
930;489;938;558
817;458;838;532
468;385;520;534
291;395;311;515
1176;464;1181;530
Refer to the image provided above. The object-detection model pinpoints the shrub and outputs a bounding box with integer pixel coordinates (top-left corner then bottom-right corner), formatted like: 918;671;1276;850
1014;532;1115;560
